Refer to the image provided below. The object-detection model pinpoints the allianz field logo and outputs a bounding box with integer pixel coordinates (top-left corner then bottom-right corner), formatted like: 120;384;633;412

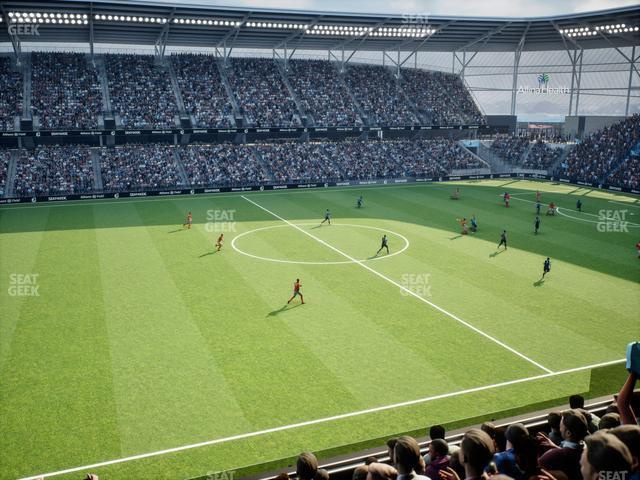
518;73;569;94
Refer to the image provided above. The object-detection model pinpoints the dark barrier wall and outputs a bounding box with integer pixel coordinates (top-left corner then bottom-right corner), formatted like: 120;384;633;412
1;173;637;206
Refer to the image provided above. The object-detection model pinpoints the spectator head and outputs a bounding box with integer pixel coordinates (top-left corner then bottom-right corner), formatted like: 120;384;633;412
386;438;398;464
580;431;632;480
481;422;497;440
579;408;599;434
274;474;289;480
353;465;368;480
460;429;495;476
548;411;562;431
494;426;508;452
569;395;585;409
430;425;446;440
505;423;529;451
394;436;422;475
561;409;589;442
599;413;621;430
364;457;378;465
609;425;640;473
449;450;466;480
428;438;449;459
366;462;398;480
315;469;329;480
297;452;318;480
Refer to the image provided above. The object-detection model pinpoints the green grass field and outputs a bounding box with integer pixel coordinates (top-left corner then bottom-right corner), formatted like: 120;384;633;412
1;179;638;480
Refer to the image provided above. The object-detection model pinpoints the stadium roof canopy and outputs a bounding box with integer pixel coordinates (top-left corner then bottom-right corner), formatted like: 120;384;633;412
0;0;639;54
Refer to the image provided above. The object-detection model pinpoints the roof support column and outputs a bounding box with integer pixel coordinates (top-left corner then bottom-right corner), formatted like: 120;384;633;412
568;49;577;116
574;49;583;116
510;50;521;116
625;46;637;117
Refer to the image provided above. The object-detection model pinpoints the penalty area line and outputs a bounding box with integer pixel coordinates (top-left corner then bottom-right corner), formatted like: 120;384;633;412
19;358;624;480
241;195;553;374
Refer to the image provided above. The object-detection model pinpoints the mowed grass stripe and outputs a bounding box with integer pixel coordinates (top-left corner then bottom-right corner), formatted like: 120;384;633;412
0;207;50;372
133;198;364;428
1;206;120;480
93;203;253;454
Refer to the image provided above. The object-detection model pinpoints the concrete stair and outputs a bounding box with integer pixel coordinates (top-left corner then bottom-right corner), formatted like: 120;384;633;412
4;150;18;197
91;149;103;191
172;148;189;187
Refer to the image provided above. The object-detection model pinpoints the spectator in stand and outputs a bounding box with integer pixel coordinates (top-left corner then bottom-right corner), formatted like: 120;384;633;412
171;53;235;128
227;58;301;128
367;462;398;480
13;144;94;196
425;439;450;480
353;465;369;480
490;134;529;164
297;452;318;480
288;59;364;127
557;114;640;185
524;140;564;170
105;54;178;129
387;438;398;465
600;413;622;430
609;425;640;480
394;436;429;480
100;144;184;192
179;144;268;187
345;64;419;126
441;429;495;480
580;431;632;480
0;57;23;131
492;423;529;479
0;150;9;197
538;409;589;480
31;52;102;130
548;411;564;446
400;69;484;126
256;142;343;183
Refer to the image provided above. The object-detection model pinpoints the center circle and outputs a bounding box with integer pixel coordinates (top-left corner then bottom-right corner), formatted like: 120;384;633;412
231;223;410;265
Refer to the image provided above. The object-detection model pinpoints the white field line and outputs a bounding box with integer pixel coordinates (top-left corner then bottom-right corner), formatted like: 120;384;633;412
609;200;640;209
19;358;625;480
508;196;640;227
242;195;552;374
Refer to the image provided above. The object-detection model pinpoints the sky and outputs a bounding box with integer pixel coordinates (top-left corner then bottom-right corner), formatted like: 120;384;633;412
141;0;639;18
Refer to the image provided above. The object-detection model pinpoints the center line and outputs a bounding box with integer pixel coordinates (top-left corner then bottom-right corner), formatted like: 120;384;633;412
241;195;553;374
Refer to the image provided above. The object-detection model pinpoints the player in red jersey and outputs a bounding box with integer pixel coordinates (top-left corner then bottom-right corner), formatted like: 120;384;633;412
287;279;305;305
536;190;541;202
215;233;224;251
504;192;510;208
183;211;193;229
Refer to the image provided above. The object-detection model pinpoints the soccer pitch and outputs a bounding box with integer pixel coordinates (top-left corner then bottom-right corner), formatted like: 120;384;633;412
1;179;638;480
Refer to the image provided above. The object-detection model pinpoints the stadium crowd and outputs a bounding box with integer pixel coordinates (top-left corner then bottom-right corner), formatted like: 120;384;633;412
0;57;22;131
13;145;94;196
273;372;639;480
608;156;640;190
0;150;9;197
256;142;344;183
171;54;235;128
31;52;103;130
287;60;364;127
99;144;185;191
105;54;178;129
345;64;420;126
227;58;302;128
179;144;268;186
523;141;564;170
556;114;640;185
490;135;530;164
